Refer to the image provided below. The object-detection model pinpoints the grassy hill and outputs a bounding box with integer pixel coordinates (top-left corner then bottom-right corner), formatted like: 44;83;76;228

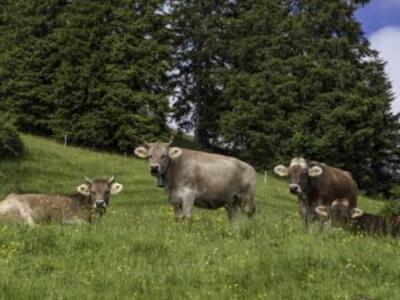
0;135;398;299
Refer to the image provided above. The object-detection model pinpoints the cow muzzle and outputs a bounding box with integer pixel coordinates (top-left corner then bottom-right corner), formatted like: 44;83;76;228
289;184;302;195
94;199;106;209
150;164;161;176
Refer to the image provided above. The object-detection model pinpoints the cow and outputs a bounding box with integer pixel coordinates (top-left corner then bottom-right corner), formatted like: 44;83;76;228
350;208;400;236
315;205;400;237
274;157;358;231
314;198;352;228
0;176;123;225
134;138;257;221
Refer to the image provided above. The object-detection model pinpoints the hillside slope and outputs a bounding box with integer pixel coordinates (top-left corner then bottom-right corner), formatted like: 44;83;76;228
0;135;398;300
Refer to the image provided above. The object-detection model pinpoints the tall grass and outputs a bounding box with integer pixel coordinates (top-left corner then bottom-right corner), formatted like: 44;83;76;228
0;135;398;300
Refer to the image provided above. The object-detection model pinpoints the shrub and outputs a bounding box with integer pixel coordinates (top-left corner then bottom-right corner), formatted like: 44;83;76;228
380;199;400;217
0;119;24;157
389;185;400;200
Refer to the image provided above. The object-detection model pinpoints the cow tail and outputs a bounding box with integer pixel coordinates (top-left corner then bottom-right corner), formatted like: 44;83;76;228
242;169;257;217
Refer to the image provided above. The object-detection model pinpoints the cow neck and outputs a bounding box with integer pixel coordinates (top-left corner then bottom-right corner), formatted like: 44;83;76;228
300;188;315;205
80;194;97;221
163;157;176;190
157;157;172;188
72;193;93;211
307;176;321;198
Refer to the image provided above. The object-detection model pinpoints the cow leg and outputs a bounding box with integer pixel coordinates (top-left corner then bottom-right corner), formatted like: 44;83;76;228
303;216;311;233
239;183;256;218
171;188;195;223
226;203;241;222
238;194;256;218
19;205;34;225
181;193;195;220
172;203;184;221
318;219;326;232
299;202;310;232
0;201;34;225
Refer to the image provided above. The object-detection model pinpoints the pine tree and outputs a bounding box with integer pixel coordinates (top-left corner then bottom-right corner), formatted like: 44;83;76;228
283;0;400;194
217;0;289;164
0;0;173;152
216;0;400;193
0;0;66;134
47;0;172;151
170;0;232;147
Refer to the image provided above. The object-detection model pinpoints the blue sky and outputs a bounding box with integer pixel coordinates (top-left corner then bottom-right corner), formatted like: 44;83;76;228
356;0;400;113
356;0;400;35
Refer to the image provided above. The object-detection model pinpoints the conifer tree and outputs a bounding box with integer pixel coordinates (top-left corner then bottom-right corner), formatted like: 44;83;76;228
0;0;172;152
218;0;400;193
48;0;172;151
0;0;66;134
170;0;231;146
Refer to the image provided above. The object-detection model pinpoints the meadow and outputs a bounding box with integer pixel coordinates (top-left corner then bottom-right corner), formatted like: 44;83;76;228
0;135;399;300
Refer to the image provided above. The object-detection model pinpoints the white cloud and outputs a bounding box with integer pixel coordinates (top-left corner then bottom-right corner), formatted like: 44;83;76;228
369;26;400;113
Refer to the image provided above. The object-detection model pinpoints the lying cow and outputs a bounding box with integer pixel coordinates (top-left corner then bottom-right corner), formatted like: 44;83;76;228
350;208;400;236
274;158;358;231
134;138;256;221
316;205;400;236
0;176;123;225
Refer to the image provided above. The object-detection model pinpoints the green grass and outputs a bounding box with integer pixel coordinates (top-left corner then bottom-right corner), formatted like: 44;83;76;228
0;135;398;300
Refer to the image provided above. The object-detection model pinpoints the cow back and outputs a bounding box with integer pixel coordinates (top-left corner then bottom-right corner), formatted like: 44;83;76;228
307;163;358;208
165;149;256;202
7;193;86;222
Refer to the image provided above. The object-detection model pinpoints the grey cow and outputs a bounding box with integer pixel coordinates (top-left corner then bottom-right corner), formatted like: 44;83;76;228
134;138;256;221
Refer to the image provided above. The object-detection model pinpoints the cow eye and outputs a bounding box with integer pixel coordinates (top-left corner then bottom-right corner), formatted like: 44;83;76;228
161;155;167;159
149;155;153;159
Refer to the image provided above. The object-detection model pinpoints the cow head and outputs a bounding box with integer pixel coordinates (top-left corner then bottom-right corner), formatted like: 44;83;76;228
350;207;364;219
76;176;123;214
134;137;182;186
315;199;351;227
274;157;323;196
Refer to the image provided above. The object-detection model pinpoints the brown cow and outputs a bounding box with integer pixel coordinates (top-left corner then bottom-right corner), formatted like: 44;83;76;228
315;198;352;228
316;205;400;236
350;208;400;236
274;157;358;231
0;176;123;225
134;138;256;221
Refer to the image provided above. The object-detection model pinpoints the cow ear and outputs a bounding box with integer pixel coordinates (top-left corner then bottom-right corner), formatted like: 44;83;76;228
308;166;323;177
111;183;123;195
351;208;363;219
274;165;288;177
315;205;329;217
169;147;183;159
134;146;149;159
77;184;90;196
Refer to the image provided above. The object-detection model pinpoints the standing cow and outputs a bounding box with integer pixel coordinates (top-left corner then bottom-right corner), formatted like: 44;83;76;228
274;157;358;231
134;138;256;221
0;176;123;225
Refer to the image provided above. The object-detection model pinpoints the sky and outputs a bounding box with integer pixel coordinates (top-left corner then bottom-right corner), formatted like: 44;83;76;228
356;0;400;113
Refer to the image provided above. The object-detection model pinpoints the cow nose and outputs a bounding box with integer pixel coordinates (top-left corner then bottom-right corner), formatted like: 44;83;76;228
150;164;161;175
289;184;301;194
95;200;106;208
